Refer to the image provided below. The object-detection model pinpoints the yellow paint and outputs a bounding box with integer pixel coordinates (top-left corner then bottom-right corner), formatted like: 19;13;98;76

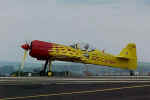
49;43;137;71
20;50;27;70
48;72;52;77
1;84;149;100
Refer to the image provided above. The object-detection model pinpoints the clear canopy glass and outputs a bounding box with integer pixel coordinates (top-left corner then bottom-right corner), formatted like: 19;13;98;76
70;42;96;51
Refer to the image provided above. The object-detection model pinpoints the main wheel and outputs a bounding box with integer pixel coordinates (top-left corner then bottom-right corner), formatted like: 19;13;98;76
48;71;52;77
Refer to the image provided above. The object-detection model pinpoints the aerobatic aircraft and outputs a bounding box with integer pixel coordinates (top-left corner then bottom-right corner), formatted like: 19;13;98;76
21;40;137;76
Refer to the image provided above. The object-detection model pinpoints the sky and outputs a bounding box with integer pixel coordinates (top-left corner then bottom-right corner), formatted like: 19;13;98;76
0;0;150;62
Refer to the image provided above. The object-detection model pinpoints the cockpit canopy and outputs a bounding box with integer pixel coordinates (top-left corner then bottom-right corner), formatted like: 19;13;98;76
70;42;96;51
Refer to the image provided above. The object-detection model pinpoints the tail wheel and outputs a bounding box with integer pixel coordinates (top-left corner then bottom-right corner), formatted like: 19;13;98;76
130;70;135;76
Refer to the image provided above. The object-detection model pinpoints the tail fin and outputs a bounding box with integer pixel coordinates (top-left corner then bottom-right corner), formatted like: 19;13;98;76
117;43;137;70
118;43;137;59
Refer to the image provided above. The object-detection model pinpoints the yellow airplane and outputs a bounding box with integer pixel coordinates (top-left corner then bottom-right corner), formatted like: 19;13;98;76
21;40;137;76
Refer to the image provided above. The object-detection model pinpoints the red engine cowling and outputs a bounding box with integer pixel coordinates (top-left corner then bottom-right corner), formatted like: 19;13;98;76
22;40;53;60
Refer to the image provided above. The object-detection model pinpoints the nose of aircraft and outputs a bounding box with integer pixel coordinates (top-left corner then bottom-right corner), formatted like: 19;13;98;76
21;44;30;51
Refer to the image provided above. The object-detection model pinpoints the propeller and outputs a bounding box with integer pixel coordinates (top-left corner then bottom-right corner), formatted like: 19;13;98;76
20;50;28;70
19;41;31;73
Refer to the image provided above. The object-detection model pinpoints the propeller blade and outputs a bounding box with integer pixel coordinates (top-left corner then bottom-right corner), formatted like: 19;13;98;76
20;50;28;70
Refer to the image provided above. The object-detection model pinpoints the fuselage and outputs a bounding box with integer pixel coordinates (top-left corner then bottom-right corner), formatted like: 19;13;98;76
21;40;137;70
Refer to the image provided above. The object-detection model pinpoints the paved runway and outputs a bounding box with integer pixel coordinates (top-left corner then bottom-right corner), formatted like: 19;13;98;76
1;76;150;84
0;77;150;100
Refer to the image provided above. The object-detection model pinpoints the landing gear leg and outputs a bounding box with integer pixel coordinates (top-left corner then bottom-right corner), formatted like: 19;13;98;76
40;60;48;76
48;60;52;77
129;70;134;76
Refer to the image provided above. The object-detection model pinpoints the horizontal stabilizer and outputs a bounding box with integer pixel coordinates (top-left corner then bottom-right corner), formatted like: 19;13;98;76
116;56;130;60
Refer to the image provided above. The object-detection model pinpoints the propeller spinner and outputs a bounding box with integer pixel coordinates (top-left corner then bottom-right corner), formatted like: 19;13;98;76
21;43;30;51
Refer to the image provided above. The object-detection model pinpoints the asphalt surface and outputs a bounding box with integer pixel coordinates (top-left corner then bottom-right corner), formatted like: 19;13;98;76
0;77;150;100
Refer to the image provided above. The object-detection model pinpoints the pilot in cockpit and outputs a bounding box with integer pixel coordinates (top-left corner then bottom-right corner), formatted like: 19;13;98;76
70;42;96;52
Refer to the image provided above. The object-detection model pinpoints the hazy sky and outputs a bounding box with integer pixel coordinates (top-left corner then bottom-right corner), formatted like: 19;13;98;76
0;0;150;62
